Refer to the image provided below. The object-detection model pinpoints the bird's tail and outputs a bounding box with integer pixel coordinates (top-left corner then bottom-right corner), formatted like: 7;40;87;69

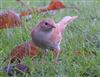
57;16;78;33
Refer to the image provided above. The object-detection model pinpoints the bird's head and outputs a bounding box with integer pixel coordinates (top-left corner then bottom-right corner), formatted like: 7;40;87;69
37;18;56;32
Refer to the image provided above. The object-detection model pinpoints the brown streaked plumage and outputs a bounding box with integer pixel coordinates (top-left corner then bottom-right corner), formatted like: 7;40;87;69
0;10;33;29
16;0;65;14
0;10;21;29
47;0;65;10
5;41;39;63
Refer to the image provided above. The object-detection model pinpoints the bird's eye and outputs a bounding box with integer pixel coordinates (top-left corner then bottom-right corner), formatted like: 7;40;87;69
45;22;48;25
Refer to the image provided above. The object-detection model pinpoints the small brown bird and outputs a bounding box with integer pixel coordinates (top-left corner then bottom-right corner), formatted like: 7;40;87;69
31;16;77;63
37;0;65;12
16;0;65;13
47;0;65;10
0;10;33;29
0;10;21;29
5;41;39;63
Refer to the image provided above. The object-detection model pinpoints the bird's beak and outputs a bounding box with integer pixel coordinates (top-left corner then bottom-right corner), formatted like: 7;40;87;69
50;24;56;28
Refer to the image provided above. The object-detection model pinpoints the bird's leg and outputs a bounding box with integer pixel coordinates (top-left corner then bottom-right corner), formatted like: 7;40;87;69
53;48;61;64
40;49;48;64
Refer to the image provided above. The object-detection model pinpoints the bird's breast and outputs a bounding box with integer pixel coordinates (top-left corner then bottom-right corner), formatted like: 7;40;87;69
32;30;55;49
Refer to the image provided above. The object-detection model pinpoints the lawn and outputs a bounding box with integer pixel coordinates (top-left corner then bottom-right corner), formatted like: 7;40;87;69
0;0;100;77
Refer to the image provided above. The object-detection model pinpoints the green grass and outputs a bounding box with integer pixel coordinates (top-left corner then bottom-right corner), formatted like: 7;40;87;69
0;0;100;77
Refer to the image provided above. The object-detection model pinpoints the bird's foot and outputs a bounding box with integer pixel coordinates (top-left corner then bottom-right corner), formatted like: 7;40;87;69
53;59;62;64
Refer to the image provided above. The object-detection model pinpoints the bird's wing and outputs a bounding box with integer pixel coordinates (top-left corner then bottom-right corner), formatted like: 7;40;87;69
49;27;62;46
